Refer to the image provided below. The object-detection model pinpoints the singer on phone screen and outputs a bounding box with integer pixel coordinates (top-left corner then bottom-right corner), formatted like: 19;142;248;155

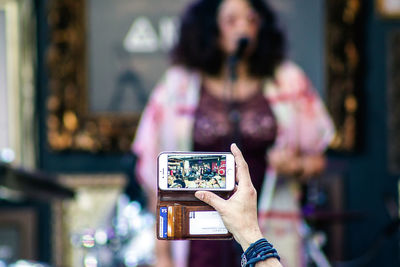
132;0;335;266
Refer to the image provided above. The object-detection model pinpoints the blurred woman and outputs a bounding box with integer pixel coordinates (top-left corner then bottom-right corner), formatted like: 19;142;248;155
132;0;334;266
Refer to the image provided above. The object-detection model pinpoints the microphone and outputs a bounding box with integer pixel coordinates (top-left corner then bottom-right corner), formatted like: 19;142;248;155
233;37;249;60
228;37;249;81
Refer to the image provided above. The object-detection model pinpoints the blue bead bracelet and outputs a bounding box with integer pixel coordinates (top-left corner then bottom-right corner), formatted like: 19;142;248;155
241;238;280;267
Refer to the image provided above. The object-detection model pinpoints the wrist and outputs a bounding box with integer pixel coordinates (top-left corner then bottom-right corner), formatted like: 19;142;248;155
237;227;264;252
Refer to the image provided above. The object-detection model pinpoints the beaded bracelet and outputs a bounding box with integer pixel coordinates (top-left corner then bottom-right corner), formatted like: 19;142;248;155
241;238;280;267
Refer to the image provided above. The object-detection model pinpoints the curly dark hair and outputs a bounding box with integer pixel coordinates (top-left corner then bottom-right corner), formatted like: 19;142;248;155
170;0;286;78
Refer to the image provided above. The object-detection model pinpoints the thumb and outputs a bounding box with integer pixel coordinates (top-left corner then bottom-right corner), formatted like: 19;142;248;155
195;191;226;211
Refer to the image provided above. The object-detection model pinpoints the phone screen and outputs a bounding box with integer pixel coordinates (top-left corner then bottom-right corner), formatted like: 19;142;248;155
167;154;228;189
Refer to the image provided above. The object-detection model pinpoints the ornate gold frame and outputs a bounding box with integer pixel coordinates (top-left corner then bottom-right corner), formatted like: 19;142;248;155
46;0;362;152
326;0;362;151
46;0;138;152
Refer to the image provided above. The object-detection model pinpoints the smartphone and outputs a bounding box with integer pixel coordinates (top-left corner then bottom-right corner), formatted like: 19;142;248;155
158;152;235;191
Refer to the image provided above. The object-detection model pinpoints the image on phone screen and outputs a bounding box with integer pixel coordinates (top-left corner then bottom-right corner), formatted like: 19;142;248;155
167;155;227;189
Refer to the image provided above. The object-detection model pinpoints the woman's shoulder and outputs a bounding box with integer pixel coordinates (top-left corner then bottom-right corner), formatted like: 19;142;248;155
158;65;200;92
152;65;201;105
163;65;199;80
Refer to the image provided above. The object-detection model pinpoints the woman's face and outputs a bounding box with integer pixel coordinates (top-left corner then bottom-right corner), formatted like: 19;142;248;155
217;0;260;55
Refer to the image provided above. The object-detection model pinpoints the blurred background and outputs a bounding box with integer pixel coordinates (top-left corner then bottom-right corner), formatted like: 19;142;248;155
0;0;399;266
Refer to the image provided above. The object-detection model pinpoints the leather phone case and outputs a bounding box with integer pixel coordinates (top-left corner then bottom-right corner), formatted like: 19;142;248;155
156;189;233;240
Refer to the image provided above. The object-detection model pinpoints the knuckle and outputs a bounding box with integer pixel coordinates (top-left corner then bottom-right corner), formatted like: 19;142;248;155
248;186;257;198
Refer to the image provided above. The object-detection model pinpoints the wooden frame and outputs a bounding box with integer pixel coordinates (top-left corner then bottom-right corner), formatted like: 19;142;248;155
325;0;362;151
376;0;400;18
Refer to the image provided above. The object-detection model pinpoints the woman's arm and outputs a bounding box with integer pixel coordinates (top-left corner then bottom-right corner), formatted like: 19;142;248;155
266;62;335;182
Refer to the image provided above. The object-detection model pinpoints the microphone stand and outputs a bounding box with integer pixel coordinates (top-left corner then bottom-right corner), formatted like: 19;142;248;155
227;54;241;148
226;38;248;149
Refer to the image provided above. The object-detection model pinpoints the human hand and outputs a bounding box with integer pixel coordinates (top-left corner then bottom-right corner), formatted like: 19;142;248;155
194;143;263;251
268;148;326;181
268;148;303;177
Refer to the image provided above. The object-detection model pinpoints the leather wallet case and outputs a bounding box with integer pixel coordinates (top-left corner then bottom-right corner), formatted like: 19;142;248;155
156;189;233;240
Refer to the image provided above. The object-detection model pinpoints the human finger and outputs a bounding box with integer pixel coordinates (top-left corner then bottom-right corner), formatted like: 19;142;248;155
195;191;226;211
230;143;251;186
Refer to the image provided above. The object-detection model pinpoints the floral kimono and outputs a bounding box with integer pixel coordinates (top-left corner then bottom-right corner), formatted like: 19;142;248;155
132;61;335;267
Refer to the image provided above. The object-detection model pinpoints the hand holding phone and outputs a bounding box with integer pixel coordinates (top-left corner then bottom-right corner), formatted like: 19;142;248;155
194;144;263;251
156;152;235;240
